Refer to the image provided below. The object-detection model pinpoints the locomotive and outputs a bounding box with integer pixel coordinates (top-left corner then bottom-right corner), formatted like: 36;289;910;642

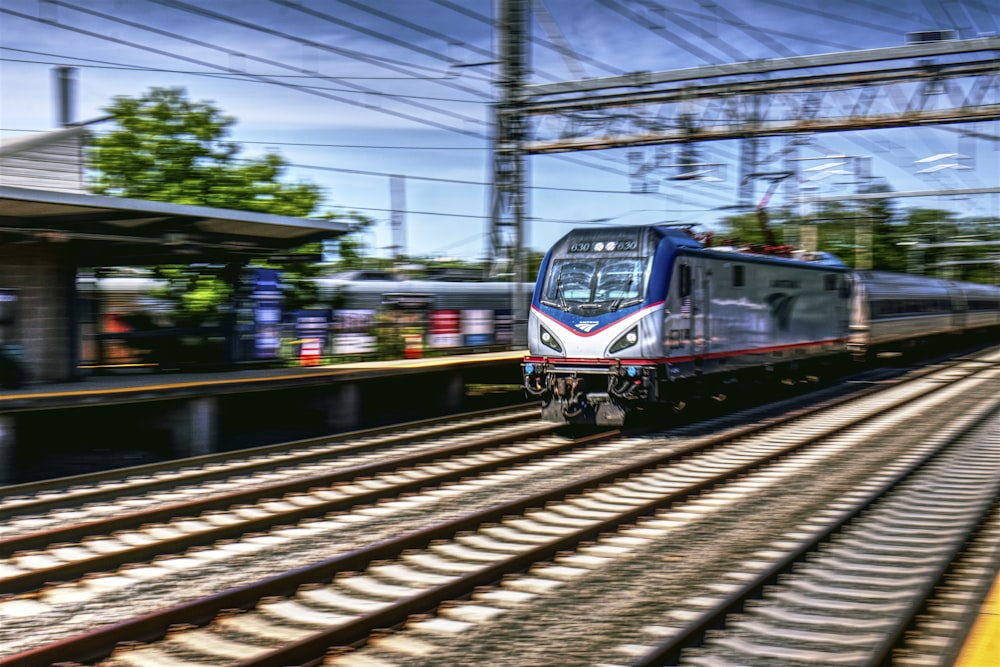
522;223;1000;425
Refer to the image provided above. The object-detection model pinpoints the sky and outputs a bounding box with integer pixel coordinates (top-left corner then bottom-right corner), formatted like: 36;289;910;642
0;0;998;263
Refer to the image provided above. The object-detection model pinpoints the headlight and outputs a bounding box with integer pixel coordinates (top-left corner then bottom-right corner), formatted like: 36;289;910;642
539;325;562;353
609;326;639;354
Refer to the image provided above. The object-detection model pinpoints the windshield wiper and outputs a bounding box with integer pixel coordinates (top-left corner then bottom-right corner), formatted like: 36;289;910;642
540;278;569;311
556;277;568;310
609;276;634;312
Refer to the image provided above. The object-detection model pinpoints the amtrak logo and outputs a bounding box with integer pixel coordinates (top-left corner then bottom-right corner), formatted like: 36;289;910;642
766;293;797;331
575;320;600;332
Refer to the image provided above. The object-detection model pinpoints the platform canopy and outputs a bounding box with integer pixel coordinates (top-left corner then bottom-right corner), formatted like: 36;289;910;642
0;185;352;265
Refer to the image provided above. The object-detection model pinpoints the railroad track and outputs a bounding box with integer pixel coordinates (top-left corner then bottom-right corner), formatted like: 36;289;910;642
3;347;997;666
0;405;583;595
0;404;547;523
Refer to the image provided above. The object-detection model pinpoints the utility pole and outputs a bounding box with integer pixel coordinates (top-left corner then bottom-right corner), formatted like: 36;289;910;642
390;175;406;270
490;0;530;344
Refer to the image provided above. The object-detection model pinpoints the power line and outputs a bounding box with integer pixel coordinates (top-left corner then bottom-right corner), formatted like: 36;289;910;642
1;5;491;139
327;204;489;220
595;0;724;65
1;2;650;186
427;0;626;77
326;0;495;62
54;0;494;109
272;0;583;85
142;0;493;96
0;48;456;79
239;140;485;151
0;54;490;104
756;0;902;36
666;5;859;52
263;0;471;71
2;126;484;151
235;156;673;197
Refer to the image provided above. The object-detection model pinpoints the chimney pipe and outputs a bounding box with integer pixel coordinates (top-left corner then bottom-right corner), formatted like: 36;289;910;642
54;66;77;127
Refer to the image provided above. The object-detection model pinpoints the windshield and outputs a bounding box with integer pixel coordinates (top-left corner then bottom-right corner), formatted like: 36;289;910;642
542;257;647;314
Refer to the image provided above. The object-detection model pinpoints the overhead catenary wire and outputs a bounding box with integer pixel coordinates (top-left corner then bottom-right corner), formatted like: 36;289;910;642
227;156;673;197
0;17;644;197
2;0;990;253
621;0;982;210
426;0;627;77
37;0;636;184
0;4;491;139
0;53;490;104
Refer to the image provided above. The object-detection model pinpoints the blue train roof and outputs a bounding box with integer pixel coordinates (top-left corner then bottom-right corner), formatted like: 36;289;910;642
697;246;849;269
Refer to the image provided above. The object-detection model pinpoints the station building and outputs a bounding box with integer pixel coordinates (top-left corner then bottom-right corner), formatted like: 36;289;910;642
0;121;351;385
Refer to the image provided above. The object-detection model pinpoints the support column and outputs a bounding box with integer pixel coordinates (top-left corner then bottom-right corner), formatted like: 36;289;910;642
188;397;218;457
325;383;362;432
0;415;15;484
442;371;465;414
160;396;219;459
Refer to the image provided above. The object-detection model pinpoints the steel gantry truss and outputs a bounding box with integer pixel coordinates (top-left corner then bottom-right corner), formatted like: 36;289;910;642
523;37;1000;152
488;2;999;278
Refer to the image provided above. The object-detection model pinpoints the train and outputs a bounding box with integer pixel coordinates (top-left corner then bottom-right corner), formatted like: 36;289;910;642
78;271;532;368
522;223;1000;425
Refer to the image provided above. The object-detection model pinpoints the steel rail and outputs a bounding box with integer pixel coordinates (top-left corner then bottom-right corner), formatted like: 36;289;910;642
628;393;1000;666
7;354;989;667
0;420;565;593
0;404;539;519
231;364;1000;667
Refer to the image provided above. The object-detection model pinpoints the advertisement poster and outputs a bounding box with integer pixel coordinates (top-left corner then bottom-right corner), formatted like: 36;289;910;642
332;308;376;354
462;309;494;347
295;309;329;360
249;268;282;360
494;308;514;345
428;309;461;348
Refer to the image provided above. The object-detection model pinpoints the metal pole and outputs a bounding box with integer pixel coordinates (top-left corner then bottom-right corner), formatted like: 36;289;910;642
490;0;530;345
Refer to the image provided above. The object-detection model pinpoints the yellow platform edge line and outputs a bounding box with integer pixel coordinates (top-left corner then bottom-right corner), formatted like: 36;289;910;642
0;351;530;402
954;572;1000;667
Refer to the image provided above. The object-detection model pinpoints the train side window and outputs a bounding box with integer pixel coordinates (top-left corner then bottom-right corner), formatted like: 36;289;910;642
732;265;745;288
679;264;691;297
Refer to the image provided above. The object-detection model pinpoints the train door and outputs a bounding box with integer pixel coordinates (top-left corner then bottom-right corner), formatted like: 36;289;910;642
948;284;967;332
692;263;710;354
670;262;693;355
847;273;870;358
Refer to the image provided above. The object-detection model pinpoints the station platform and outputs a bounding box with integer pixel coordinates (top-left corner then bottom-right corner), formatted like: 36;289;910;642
0;349;528;412
0;350;530;483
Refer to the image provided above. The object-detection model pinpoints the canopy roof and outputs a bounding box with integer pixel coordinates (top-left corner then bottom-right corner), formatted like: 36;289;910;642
0;186;350;265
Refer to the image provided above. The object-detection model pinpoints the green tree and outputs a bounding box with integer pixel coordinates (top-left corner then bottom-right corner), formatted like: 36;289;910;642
713;197;998;282
328;213;377;272
89;87;320;215
713;207;792;248
88;87;373;329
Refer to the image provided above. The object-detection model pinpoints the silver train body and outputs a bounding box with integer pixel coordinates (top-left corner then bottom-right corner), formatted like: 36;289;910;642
80;273;532;318
523;224;1000;425
313;274;531;313
849;271;1000;356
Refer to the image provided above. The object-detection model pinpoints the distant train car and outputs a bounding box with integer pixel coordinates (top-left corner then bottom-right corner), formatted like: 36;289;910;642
78;272;532;367
849;271;1000;358
524;224;1000;426
314;276;532;354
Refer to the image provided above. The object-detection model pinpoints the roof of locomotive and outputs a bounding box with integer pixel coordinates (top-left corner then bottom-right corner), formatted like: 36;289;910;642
554;223;848;269
696;245;850;269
